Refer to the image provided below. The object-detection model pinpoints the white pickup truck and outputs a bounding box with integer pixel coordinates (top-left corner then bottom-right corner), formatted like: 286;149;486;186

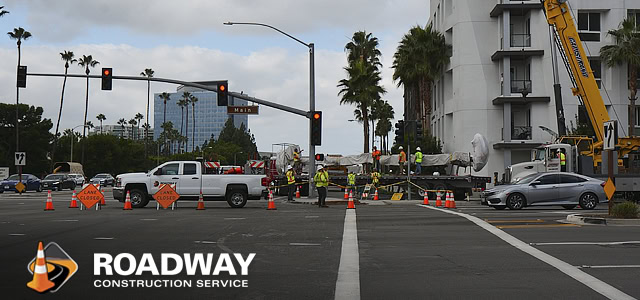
113;161;268;208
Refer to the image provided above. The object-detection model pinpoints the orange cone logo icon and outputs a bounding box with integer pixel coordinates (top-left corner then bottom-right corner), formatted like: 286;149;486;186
27;241;78;293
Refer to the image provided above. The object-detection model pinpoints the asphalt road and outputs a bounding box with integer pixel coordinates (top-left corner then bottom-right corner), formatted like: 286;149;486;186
1;189;638;299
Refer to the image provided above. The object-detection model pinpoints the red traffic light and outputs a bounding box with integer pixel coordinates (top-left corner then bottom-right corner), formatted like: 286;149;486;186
103;69;110;76
219;84;226;92
313;113;321;120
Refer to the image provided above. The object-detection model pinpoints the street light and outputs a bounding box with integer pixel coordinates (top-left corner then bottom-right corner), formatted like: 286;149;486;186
70;124;89;162
224;21;316;197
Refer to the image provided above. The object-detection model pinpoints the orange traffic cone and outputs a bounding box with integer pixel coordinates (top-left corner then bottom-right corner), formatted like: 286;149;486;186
267;189;277;210
44;190;54;211
347;190;356;209
435;193;443;207
423;192;430;205
26;241;55;293
373;189;379;200
296;186;301;198
344;188;349;199
98;185;106;206
69;190;78;208
445;192;451;208
196;191;205;210
123;190;133;210
449;193;457;209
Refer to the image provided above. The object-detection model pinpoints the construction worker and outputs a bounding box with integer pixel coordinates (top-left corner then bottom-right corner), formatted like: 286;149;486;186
415;147;423;175
372;146;381;172
286;165;296;202
347;171;356;194
371;170;380;188
558;149;566;172
314;165;329;207
397;146;406;175
293;148;302;174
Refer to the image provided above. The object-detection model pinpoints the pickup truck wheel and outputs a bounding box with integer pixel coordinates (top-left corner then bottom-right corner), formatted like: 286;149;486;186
129;189;149;208
227;190;247;208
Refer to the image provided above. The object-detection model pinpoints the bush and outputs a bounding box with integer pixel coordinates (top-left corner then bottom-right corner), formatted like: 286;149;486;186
610;201;640;219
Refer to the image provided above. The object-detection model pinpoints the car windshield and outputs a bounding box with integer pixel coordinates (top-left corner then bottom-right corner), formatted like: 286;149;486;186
6;174;22;180
45;175;64;180
94;174;108;178
514;173;540;184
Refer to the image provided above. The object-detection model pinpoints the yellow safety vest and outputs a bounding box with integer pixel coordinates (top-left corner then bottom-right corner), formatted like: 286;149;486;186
415;152;423;163
286;170;295;185
314;171;328;187
293;152;300;162
371;172;380;184
348;173;356;185
560;153;566;166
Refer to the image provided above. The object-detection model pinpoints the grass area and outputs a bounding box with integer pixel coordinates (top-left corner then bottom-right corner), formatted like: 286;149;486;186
610;201;640;219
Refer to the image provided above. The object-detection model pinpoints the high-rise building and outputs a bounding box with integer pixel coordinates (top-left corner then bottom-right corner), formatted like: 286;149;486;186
153;81;248;152
427;0;640;178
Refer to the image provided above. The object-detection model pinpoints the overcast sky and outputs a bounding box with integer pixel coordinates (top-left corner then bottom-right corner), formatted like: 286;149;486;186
0;0;429;155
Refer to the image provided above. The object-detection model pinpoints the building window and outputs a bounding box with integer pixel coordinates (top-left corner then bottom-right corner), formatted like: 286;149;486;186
636;106;640;127
628;10;640;27
578;12;600;42
588;57;601;89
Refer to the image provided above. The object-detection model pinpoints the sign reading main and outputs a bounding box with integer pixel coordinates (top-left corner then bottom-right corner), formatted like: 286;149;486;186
227;106;259;115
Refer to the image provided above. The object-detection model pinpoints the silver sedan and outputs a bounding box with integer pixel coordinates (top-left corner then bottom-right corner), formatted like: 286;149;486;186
481;172;607;210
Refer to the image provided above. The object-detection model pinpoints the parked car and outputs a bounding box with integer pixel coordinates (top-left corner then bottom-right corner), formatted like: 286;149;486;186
481;172;606;210
68;173;86;186
41;174;76;191
90;173;115;186
0;174;42;192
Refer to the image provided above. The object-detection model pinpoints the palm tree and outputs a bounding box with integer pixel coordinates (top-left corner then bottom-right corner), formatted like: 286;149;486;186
50;50;77;169
177;99;187;152
158;92;172;152
181;92;192;152
134;112;144;140
0;6;9;18
338;31;385;153
96;114;106;134
7;27;31;153
128;119;137;140
600;17;640;137
77;55;99;164
190;95;199;152
85;121;94;131
140;68;154;153
160;121;174;155
117;118;127;139
392;24;451;135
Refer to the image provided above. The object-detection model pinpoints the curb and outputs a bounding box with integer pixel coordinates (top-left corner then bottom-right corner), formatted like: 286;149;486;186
566;214;640;226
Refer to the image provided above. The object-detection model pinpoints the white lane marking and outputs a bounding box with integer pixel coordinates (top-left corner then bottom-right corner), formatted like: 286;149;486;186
194;241;217;244
53;219;79;222
418;205;635;300
9;233;25;236
531;241;640;246
289;243;321;246
224;218;246;220
334;209;360;300
305;216;320;218
94;237;114;240
140;218;158;221
580;265;640;269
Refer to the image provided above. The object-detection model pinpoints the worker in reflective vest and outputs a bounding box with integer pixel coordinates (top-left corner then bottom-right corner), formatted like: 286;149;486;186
314;165;329;207
415;147;423;175
347;171;356;193
397;146;406;175
372;146;381;172
286;165;296;202
371;170;380;188
293;148;302;174
558;149;566;172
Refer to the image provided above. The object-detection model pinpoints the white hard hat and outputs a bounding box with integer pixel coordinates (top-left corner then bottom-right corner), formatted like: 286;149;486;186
399;146;403;150
287;165;293;170
317;165;324;171
416;147;421;151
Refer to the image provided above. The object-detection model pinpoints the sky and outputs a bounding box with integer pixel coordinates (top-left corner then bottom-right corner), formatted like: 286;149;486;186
0;0;429;156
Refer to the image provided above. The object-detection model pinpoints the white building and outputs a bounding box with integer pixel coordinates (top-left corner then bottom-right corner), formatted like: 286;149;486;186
91;125;154;140
428;0;640;179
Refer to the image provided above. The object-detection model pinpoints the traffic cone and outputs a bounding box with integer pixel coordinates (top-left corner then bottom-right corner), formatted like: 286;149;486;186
296;186;301;198
44;190;54;211
361;190;367;199
344;188;349;199
435;193;443;207
449;192;457;209
347;190;356;209
123;190;133;210
267;189;277;210
26;241;55;293
98;185;106;206
373;189;379;200
423;192;430;205
196;191;205;210
69;190;78;208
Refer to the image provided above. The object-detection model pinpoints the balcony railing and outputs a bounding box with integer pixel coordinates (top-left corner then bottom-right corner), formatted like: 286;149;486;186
511;79;532;94
512;126;532;140
510;33;531;47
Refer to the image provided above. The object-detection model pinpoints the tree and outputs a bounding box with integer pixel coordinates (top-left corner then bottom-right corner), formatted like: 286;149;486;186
181;92;192;151
338;31;385;153
600;17;640;137
177;99;187;153
96;113;106;134
190;94;199;152
0;6;9;18
7;27;31;154
77;54;99;164
393;24;451;135
202;119;258;165
117;118;126;139
128;119;137;140
0;103;53;176
140;68;154;154
373;101;394;153
85;121;94;130
134;112;144;140
50;50;77;170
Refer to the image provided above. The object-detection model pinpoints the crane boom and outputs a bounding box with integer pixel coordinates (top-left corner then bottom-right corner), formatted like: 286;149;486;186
543;0;610;143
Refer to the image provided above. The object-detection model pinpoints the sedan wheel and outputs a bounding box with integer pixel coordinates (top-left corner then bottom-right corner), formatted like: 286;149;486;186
579;193;598;210
506;193;525;210
36;185;42;192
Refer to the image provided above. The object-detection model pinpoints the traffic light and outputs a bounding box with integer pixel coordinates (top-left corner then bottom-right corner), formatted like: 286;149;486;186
311;111;322;145
17;65;27;88
315;153;324;161
416;122;423;140
217;81;228;106
394;120;405;144
101;68;112;90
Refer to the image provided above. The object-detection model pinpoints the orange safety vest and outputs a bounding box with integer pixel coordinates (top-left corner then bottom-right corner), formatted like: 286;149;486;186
372;150;381;161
